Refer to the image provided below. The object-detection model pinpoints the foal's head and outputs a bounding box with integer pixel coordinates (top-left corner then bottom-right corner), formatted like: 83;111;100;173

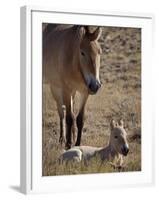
109;119;129;156
77;26;102;94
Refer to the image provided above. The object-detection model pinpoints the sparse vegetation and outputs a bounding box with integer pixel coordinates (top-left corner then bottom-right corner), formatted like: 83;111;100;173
42;26;141;176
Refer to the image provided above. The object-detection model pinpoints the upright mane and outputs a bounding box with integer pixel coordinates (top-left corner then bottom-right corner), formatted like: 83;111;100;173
43;24;75;41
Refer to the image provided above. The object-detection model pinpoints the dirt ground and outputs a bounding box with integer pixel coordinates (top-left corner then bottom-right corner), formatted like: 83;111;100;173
42;26;141;176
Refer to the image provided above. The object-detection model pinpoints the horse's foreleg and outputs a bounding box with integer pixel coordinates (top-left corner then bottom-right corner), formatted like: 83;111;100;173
75;93;88;146
65;111;73;149
75;109;84;146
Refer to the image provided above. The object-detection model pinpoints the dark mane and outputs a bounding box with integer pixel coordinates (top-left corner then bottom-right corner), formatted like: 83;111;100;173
43;24;75;42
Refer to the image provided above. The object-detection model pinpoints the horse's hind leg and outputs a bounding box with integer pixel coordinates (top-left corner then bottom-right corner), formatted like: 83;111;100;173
57;100;73;149
50;87;66;146
62;94;75;149
59;105;66;146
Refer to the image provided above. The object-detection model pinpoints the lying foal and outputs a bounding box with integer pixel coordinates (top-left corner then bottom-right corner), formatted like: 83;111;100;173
59;119;129;167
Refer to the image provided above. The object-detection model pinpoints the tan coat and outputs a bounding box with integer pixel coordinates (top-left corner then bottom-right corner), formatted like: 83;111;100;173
43;25;102;148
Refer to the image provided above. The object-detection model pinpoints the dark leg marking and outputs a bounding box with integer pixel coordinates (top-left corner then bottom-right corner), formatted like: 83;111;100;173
75;110;84;146
65;113;73;149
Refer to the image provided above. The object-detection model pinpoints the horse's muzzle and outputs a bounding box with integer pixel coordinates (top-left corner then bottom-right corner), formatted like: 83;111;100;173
121;145;129;156
88;80;101;94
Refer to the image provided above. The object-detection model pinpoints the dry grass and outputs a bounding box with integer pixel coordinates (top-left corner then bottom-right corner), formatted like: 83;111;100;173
42;26;141;176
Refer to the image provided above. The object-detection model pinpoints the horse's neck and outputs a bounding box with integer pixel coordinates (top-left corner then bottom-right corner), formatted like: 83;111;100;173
97;143;118;161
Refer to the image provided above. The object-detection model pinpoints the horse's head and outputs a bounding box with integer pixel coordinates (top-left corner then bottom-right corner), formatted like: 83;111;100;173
77;26;102;95
110;119;129;156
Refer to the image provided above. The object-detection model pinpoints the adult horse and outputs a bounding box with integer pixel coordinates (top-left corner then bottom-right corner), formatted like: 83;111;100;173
43;24;102;149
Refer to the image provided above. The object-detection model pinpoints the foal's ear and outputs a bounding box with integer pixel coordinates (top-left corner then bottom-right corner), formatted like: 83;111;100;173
87;27;102;41
110;119;117;130
118;119;124;128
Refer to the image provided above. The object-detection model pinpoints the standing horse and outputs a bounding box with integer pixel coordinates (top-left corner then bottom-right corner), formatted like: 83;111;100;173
43;24;102;149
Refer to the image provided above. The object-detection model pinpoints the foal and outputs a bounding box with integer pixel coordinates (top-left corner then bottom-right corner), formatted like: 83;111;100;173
59;119;129;167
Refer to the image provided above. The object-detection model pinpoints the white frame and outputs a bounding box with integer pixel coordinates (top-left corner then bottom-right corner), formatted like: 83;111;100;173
20;6;154;194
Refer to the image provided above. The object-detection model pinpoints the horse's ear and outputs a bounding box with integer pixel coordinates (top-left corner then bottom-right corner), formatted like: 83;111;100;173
77;26;86;41
118;119;124;128
87;27;102;41
110;119;117;130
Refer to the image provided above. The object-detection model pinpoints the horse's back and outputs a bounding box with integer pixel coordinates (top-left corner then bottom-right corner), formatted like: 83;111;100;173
73;146;101;160
43;24;79;90
60;148;82;163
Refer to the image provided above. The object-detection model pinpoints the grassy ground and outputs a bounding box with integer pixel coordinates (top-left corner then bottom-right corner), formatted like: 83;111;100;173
42;26;141;176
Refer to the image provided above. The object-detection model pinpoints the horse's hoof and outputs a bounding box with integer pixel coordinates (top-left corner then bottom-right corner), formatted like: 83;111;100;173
59;137;65;146
59;138;62;144
65;143;72;150
115;165;126;171
75;141;80;146
117;165;122;170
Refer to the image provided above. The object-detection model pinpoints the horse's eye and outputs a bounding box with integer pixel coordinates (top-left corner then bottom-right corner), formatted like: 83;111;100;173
114;136;118;139
81;51;85;56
